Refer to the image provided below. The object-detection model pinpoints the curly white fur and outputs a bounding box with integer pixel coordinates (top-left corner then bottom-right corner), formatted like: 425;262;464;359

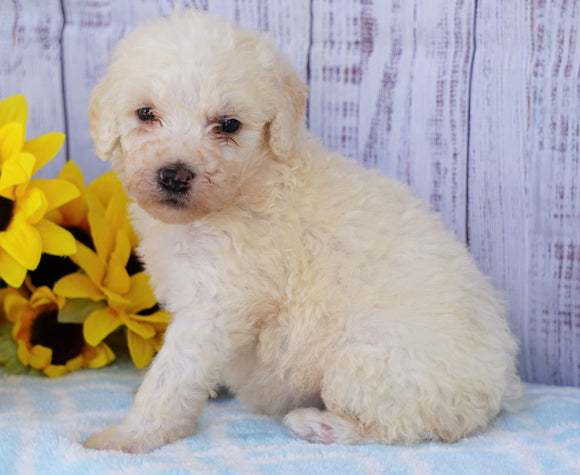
84;9;523;453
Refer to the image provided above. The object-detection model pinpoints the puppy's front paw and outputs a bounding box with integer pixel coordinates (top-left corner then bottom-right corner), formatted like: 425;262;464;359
83;423;162;454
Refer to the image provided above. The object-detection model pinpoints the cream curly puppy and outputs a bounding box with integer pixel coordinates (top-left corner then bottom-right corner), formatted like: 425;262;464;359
84;9;523;453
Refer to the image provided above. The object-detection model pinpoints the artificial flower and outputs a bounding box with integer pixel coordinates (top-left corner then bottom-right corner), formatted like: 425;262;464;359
27;161;93;290
87;171;139;251
45;160;90;233
0;95;63;177
0;95;80;287
54;176;169;368
3;286;115;377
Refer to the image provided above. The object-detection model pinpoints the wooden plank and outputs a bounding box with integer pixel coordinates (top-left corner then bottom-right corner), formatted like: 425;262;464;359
60;0;208;182
1;0;577;388
469;0;580;385
0;0;66;178
308;0;474;241
207;0;311;81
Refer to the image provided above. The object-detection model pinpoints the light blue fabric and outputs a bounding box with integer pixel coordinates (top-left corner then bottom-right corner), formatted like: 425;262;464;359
1;357;579;474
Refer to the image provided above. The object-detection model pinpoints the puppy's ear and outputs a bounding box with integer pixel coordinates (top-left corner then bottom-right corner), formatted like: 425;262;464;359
88;76;120;162
265;45;308;161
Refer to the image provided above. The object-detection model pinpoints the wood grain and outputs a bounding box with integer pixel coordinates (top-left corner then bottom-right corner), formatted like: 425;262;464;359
0;0;578;386
0;0;66;178
207;0;310;79
469;0;580;385
308;0;474;241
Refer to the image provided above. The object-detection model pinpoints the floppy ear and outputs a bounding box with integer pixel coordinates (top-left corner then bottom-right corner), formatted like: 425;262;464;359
266;49;308;161
88;75;120;162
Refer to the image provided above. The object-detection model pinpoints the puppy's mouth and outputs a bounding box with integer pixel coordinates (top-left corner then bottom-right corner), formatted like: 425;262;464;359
157;164;195;207
162;197;187;208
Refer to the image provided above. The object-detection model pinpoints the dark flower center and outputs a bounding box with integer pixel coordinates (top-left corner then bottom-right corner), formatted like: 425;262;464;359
138;303;160;316
29;309;84;365
29;226;95;288
0;196;15;232
69;226;95;248
126;252;145;276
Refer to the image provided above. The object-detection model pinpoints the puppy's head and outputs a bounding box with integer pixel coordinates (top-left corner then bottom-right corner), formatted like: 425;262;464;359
89;10;307;224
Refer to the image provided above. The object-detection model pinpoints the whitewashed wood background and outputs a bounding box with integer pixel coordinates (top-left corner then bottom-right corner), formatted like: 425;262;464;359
1;0;579;387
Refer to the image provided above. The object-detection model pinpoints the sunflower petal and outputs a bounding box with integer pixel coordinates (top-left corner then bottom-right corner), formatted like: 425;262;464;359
0;217;42;269
70;241;105;284
0;249;27;287
0;287;28;318
0;153;36;199
125;272;157;314
105;189;129;232
65;353;84;372
127;330;154;369
29;286;62;309
84;342;115;368
16;186;48;226
112;230;131;269
29;344;53;369
16;340;30;365
54;273;105;301
83;307;122;347
132;309;171;324
31;178;80;211
103;253;131;296
55;162;88;228
0;123;25;165
36;219;77;256
0;95;27;129
87;193;114;262
87;172;122;207
44;364;69;378
120;312;155;339
5;292;29;326
102;287;130;308
58;161;85;190
24;132;65;174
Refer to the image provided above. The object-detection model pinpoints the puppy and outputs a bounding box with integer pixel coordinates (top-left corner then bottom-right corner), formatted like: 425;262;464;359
84;9;523;453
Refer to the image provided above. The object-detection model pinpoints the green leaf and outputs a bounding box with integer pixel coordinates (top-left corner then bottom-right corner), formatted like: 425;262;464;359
26;368;44;377
0;323;45;377
58;298;107;324
0;322;12;338
0;337;17;362
0;322;17;363
3;357;27;375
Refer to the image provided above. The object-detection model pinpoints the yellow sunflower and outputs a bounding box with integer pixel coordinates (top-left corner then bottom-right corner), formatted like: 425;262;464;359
86;171;139;251
3;286;115;377
0;95;79;287
54;176;169;368
45;160;89;232
26;161;93;290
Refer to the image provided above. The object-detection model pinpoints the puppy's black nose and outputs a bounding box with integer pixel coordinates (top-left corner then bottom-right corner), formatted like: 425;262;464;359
158;165;195;194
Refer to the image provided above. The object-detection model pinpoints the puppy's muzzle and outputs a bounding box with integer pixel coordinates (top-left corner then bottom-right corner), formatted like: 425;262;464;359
158;164;195;194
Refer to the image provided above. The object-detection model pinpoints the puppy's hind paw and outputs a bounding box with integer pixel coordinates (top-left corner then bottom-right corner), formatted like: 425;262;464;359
284;408;365;445
83;423;162;454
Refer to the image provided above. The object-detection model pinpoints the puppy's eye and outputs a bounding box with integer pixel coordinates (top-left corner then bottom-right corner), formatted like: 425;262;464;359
137;107;157;122
219;118;241;134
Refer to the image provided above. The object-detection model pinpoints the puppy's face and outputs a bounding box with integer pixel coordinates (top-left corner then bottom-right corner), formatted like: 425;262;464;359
89;11;307;224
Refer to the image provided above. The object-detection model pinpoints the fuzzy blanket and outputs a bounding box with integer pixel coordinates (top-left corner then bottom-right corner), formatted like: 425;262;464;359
1;356;579;475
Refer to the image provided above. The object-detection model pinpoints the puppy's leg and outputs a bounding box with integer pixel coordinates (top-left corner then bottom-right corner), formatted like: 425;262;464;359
84;315;227;453
285;344;497;445
285;408;368;444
